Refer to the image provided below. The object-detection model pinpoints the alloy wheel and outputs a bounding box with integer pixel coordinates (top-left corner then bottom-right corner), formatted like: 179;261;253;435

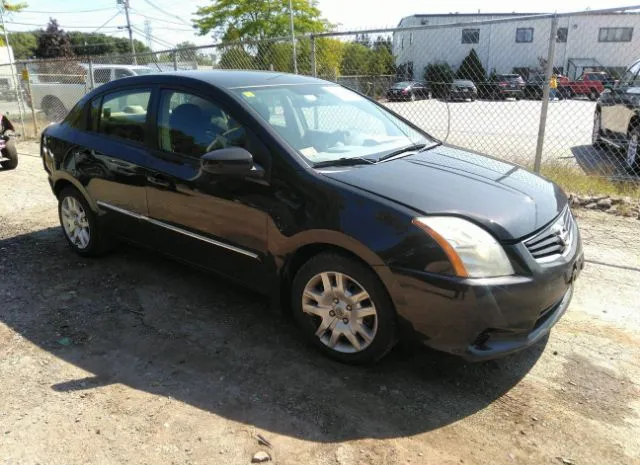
60;196;91;249
301;271;378;354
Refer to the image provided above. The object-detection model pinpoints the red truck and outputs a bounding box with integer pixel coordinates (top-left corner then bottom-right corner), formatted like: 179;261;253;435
564;71;617;101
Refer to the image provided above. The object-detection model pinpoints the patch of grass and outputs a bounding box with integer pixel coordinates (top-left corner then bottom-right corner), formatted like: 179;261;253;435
537;164;640;201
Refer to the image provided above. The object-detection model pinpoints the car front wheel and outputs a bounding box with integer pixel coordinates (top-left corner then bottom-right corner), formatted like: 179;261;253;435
292;253;397;364
58;187;108;256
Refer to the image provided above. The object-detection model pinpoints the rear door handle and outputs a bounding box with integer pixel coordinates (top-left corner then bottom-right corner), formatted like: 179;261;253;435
147;174;172;188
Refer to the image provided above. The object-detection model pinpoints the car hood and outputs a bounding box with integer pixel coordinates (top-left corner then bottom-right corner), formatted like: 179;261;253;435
320;145;567;241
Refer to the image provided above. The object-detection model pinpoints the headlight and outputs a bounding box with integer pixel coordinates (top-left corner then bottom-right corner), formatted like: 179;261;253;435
412;216;515;278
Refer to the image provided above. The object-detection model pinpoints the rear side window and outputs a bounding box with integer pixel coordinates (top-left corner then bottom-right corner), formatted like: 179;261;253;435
98;89;151;144
114;68;133;79
64;102;86;129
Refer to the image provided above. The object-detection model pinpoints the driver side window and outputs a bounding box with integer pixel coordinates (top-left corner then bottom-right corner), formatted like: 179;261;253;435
158;90;247;158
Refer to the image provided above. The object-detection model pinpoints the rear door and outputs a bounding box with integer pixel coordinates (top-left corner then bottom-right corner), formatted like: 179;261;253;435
78;86;154;242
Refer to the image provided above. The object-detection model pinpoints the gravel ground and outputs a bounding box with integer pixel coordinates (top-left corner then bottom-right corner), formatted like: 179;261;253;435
1;146;639;465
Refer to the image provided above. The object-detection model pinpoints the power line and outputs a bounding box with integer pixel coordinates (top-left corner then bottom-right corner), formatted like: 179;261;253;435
20;7;115;14
131;25;173;48
142;0;190;25
93;12;122;34
129;7;193;27
5;21;122;29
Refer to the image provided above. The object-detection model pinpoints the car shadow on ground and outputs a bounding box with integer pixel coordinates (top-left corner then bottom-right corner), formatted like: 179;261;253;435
571;144;633;178
1;227;546;442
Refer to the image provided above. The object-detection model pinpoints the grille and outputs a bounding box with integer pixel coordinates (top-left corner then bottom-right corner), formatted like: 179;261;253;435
525;207;574;261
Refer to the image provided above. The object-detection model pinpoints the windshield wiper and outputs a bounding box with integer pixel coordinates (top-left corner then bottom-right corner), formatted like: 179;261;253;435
378;142;442;162
313;157;376;168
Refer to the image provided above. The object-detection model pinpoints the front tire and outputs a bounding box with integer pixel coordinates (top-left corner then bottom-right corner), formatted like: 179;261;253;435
291;253;397;364
58;187;108;257
0;139;18;170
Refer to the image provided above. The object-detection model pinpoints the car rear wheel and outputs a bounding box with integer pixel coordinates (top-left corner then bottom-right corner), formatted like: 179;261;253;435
43;96;67;121
625;126;640;176
292;253;397;364
0;139;18;170
58;187;109;257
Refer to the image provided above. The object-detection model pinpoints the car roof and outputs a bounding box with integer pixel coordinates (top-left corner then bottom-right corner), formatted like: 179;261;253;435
149;70;330;89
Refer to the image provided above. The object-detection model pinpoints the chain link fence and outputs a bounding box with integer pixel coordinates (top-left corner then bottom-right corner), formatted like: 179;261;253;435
2;6;640;195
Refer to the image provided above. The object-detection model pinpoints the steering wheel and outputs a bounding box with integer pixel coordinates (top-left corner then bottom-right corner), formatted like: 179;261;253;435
206;126;244;153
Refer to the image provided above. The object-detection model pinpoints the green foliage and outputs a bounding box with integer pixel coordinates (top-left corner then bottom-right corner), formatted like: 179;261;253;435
424;62;454;98
218;46;255;69
7;31;38;59
456;48;485;83
67;31;150;57
35;19;74;59
340;42;369;75
194;0;329;40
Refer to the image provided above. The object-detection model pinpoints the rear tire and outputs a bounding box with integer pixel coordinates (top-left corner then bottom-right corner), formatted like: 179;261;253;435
43;96;66;121
0;139;18;170
592;111;605;149
625;126;640;176
291;252;397;364
57;187;109;257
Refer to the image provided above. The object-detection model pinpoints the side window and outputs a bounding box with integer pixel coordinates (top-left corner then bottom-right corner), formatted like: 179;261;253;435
114;68;133;80
621;62;640;87
64;101;86;129
94;68;111;85
98;89;151;143
90;97;101;132
158;89;247;158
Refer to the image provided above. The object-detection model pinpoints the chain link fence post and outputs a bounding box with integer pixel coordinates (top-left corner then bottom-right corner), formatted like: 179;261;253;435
173;52;178;71
22;64;38;137
534;14;559;173
311;35;317;77
88;57;95;92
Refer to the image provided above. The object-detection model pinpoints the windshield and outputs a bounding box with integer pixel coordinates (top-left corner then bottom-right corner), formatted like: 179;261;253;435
392;81;412;88
234;84;431;165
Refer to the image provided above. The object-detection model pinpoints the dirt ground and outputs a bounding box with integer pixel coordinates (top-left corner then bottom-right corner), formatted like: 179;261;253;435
1;145;639;465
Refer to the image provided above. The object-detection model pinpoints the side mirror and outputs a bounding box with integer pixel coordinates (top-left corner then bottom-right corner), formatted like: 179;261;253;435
201;147;263;177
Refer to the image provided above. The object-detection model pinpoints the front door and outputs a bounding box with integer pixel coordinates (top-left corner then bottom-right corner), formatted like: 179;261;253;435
144;88;271;291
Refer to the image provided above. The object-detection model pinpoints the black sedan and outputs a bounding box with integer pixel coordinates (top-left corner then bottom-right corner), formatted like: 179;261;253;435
40;70;583;364
449;79;478;101
386;81;431;101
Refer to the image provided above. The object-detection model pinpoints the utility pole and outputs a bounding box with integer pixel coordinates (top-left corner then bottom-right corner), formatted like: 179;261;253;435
0;3;26;136
118;0;137;64
289;0;297;74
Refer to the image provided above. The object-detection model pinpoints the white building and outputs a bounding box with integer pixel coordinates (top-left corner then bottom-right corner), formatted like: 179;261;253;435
393;12;640;79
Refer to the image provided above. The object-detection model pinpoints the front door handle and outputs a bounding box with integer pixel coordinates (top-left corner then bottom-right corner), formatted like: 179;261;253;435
147;174;172;188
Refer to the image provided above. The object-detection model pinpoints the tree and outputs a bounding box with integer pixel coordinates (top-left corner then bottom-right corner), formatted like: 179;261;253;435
193;0;329;40
456;48;485;83
367;36;395;75
340;42;369;75
0;1;27;44
35;19;74;59
7;31;38;59
424;62;454;98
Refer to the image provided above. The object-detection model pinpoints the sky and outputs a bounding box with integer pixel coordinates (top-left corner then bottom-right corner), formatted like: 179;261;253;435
4;0;640;51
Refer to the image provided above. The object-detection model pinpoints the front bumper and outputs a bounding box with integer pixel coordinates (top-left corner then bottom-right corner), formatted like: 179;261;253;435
387;221;584;361
449;90;477;100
